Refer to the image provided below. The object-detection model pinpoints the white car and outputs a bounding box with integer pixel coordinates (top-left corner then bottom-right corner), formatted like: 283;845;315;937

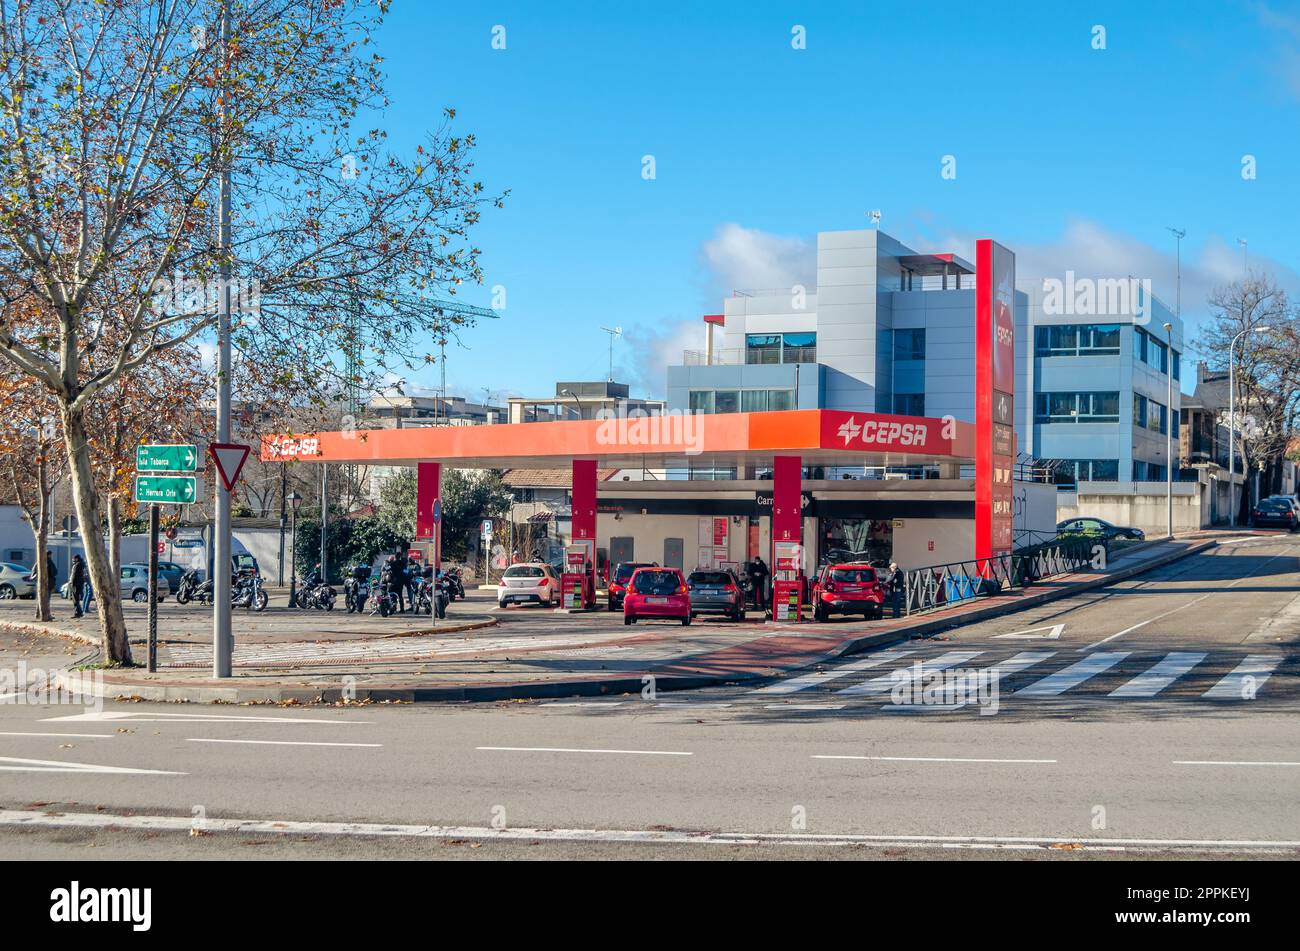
497;562;561;608
0;562;35;600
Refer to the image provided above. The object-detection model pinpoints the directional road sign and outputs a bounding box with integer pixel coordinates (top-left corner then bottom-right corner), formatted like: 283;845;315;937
135;475;202;505
136;444;199;473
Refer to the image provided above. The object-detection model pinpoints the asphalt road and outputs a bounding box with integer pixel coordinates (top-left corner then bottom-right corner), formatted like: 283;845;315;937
2;537;1297;860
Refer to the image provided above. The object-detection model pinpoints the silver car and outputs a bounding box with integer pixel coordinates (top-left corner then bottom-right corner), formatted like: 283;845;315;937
0;562;35;600
686;569;745;621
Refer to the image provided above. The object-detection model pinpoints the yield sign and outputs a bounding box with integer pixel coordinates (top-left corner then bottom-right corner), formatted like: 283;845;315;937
993;624;1065;640
208;442;251;492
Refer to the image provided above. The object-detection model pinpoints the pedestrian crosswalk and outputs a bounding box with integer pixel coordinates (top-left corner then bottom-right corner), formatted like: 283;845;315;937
538;645;1293;718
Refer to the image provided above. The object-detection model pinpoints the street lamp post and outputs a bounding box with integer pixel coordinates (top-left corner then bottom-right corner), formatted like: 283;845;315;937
1228;326;1271;527
287;491;302;607
1164;322;1174;538
561;388;587;421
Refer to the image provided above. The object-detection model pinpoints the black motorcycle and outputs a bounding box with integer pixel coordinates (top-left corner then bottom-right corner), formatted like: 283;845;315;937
344;564;372;614
298;575;336;611
232;569;269;611
372;564;400;618
443;567;465;602
175;568;210;605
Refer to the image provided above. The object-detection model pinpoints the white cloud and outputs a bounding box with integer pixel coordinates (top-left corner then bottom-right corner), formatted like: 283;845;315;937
698;222;816;295
620;318;703;399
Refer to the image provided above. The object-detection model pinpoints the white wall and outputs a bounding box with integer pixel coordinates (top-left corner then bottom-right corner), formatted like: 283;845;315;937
0;505;34;565
1056;483;1204;535
891;518;975;569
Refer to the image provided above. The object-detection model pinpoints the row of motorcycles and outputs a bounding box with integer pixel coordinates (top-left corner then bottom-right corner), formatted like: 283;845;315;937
337;563;464;619
176;567;269;611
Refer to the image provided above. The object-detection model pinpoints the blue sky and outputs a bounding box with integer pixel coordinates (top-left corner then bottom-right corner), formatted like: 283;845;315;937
371;0;1300;401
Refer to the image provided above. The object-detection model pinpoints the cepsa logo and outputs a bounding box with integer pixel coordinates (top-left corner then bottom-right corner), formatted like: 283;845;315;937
834;415;930;449
265;435;320;459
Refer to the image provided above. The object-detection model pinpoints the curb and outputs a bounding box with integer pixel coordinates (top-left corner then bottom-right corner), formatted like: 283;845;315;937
61;539;1221;705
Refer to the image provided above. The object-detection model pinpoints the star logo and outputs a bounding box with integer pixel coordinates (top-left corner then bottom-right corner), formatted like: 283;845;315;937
837;416;862;445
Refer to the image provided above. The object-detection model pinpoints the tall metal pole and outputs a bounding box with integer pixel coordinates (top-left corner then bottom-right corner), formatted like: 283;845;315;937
1164;322;1174;538
1229;333;1238;528
320;465;329;582
213;0;234;678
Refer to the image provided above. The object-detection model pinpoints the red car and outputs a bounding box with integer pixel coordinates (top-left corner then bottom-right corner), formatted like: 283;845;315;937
623;567;691;626
607;561;655;611
811;563;886;622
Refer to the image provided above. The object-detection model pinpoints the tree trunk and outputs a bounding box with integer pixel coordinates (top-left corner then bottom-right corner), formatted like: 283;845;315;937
107;496;122;579
62;405;133;665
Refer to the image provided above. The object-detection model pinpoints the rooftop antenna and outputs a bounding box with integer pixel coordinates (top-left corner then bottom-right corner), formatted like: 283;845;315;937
868;209;881;230
600;325;622;382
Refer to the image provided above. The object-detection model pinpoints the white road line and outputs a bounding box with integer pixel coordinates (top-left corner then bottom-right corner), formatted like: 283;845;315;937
1109;652;1208;698
1202;654;1284;699
750;648;915;696
765;703;846;711
812;755;1056;764
1174;760;1300;767
0;732;115;739
475;746;692;757
1016;651;1129;697
0;755;184;775
46;711;369;724
4;808;1296;854
541;701;626;708
835;650;984;697
877;651;1057;712
1080;596;1209;651
186;739;382;749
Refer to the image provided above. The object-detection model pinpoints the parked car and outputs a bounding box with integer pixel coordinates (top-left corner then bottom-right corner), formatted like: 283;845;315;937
810;563;886;622
497;562;561;608
156;560;187;591
685;569;745;621
1056;517;1144;541
0;562;35;600
119;562;175;602
623;567;691;626
606;561;655;611
1251;496;1299;531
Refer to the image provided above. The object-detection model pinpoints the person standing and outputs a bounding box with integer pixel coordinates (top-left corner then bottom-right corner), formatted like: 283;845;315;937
45;552;57;603
69;554;88;618
885;561;904;618
751;556;769;612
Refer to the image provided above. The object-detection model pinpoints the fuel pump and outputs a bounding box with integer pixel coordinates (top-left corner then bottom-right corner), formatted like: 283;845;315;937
561;540;596;610
772;541;804;622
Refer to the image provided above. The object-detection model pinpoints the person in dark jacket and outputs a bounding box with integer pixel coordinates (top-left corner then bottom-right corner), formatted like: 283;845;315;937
45;552;57;603
69;554;88;618
386;554;407;613
750;556;770;612
885;561;904;618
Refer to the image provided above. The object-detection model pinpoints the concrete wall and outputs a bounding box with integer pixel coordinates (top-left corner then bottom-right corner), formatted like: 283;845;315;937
1056;482;1204;535
891;518;975;569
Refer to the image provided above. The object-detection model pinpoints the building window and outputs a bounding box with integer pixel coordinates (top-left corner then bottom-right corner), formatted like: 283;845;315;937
893;328;926;361
745;334;782;365
1034;391;1121;423
691;388;794;415
894;393;925;416
745;333;816;364
1172;349;1181;381
783;332;817;364
1034;323;1123;357
1056;459;1120;483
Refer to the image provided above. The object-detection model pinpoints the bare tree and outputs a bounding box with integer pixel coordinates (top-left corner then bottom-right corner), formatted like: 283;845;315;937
0;0;503;662
1198;273;1300;522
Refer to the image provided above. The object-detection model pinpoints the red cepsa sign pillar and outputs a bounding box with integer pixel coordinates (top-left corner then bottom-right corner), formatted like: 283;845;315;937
565;458;598;608
415;462;441;569
975;238;1016;570
771;455;804;621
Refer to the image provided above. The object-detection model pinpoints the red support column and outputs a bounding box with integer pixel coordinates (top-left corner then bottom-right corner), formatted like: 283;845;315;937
569;459;598;608
771;455;804;620
416;462;441;569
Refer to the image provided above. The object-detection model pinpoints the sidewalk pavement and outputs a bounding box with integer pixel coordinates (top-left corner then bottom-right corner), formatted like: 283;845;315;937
24;531;1266;704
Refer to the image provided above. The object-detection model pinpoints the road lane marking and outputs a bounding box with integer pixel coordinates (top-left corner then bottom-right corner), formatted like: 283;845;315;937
1202;655;1284;699
1173;760;1300;767
750;648;915;696
3;808;1295;854
765;703;846;711
187;739;382;748
835;651;984;697
0;756;183;775
46;711;369;724
1016;651;1129;697
1080;597;1209;650
0;732;115;739
876;651;1057;712
994;624;1064;640
812;755;1056;764
475;746;692;757
1109;652;1208;698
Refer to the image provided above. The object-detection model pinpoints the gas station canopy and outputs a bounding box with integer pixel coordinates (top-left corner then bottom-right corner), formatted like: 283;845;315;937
260;409;977;470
